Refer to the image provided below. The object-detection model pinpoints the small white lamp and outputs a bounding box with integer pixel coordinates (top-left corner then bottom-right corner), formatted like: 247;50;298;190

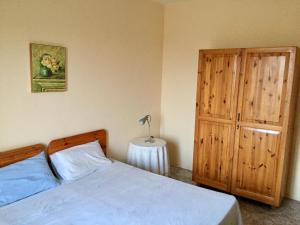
139;115;154;143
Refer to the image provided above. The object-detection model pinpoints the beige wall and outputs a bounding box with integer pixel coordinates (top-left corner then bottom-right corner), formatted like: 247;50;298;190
2;0;300;201
0;0;163;161
161;0;300;200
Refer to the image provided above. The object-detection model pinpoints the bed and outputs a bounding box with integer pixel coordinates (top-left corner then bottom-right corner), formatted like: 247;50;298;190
0;130;242;225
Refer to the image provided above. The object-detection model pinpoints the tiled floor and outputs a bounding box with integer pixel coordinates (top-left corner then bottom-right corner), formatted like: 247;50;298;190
169;167;300;225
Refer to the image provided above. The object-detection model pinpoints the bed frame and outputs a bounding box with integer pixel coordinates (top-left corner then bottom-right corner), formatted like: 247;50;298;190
47;129;107;155
0;129;107;168
0;144;45;168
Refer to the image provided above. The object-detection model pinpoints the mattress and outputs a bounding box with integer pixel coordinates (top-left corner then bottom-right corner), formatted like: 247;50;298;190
0;161;242;225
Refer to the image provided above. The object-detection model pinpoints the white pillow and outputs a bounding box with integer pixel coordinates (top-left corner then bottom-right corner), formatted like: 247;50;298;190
50;141;112;181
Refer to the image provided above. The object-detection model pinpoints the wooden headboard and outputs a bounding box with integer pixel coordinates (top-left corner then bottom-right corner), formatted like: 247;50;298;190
0;144;45;168
47;130;107;155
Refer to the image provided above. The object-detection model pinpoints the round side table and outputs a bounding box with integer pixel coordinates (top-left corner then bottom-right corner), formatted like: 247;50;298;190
127;137;169;176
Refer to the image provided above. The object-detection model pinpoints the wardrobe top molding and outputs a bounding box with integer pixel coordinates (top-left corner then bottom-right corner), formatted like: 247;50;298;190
198;46;297;54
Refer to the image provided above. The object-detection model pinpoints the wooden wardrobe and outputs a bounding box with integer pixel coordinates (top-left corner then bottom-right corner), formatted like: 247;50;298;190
192;47;300;207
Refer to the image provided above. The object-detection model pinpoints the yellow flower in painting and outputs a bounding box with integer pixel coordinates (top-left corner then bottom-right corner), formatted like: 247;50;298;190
51;64;59;73
40;54;61;73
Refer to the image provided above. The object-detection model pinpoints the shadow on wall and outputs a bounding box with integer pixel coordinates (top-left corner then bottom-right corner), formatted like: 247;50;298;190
287;92;300;199
162;137;180;167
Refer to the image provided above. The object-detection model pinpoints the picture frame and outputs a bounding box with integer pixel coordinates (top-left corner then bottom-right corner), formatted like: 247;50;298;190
30;43;67;92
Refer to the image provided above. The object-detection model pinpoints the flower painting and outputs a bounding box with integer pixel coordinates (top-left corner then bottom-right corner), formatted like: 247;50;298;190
30;43;66;92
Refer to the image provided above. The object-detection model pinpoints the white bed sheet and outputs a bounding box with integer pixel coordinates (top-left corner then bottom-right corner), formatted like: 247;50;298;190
0;161;242;225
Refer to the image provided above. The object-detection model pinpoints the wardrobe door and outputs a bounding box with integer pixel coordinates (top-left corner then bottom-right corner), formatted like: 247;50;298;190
193;49;241;191
231;48;294;206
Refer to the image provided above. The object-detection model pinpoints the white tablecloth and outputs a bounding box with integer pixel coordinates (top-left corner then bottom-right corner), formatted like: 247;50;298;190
127;137;169;176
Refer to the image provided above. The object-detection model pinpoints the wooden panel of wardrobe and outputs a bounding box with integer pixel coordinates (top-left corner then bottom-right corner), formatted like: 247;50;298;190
240;51;289;126
232;127;281;204
196;122;233;191
193;47;300;207
193;49;241;192
198;50;240;120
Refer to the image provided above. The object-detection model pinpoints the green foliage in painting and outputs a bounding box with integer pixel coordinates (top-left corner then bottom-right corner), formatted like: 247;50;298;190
30;43;66;92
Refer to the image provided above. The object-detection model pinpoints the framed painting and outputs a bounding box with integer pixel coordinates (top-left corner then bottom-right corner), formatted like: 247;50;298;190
30;43;66;92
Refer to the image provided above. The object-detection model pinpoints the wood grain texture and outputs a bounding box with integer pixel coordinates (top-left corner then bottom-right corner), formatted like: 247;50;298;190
232;47;297;207
0;144;45;167
233;127;280;198
193;49;241;191
274;47;299;206
199;50;240;120
232;47;296;206
47;130;107;155
280;47;300;203
241;52;289;125
193;47;299;207
194;121;233;191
